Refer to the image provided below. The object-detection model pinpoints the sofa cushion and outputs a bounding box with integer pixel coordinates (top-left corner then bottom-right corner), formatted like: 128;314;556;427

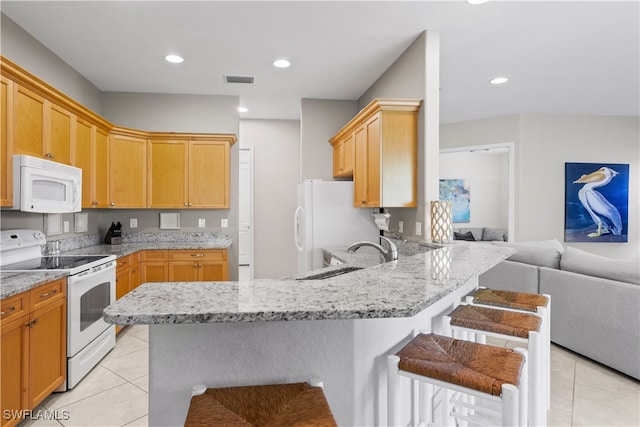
560;246;640;286
454;231;476;241
492;239;564;269
482;227;507;242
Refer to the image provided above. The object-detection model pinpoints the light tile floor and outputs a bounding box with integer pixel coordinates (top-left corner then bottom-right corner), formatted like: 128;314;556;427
21;327;640;426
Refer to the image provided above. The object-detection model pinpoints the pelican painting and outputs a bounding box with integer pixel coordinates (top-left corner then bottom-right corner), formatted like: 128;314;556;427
565;163;629;242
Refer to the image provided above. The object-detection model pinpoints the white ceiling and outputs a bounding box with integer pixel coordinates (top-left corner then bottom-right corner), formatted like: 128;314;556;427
2;1;638;123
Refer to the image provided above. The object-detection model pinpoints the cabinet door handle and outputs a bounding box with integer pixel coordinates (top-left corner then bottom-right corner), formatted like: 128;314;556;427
111;202;115;206
40;289;58;298
26;319;39;327
190;254;205;257
1;305;16;316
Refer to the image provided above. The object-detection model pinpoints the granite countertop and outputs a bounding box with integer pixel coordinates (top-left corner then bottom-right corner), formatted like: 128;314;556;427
1;235;233;300
103;241;514;325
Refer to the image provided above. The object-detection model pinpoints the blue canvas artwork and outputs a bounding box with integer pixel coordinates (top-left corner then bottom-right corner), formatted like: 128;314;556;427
565;162;629;242
439;179;470;223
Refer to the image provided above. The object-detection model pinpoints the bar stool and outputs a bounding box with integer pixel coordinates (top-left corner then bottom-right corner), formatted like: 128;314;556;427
184;381;337;426
444;304;546;426
388;333;528;427
467;288;551;410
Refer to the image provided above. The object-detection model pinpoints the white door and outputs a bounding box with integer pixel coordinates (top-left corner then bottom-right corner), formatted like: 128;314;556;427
239;147;254;270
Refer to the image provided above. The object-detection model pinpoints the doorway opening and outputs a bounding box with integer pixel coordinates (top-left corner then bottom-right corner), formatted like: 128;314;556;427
239;146;255;280
439;143;515;241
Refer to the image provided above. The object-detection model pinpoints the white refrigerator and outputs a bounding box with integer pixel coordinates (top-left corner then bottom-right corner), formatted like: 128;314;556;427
295;180;380;274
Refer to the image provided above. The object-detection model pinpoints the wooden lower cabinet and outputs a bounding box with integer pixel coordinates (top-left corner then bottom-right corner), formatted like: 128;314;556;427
115;253;139;334
139;250;169;283
1;278;66;427
168;249;228;282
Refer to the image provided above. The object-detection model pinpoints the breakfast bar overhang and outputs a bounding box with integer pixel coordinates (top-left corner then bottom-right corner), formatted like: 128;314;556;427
104;243;514;426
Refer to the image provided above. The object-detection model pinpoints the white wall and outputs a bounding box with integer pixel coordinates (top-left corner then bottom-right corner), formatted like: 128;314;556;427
441;114;639;261
440;150;508;229
300;99;358;182
358;31;440;240
239;119;300;278
0;13;103;114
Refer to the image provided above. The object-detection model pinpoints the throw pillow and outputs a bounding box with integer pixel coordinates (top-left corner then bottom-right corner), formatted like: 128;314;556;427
492;240;563;269
560;246;640;286
454;231;476;241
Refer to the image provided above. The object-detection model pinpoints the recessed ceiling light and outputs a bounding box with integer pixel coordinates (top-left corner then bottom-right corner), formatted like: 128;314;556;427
467;0;491;4
273;59;291;68
238;107;248;113
489;76;509;85
164;54;184;64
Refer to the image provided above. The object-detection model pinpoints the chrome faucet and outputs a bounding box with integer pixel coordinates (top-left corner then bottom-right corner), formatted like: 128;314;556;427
346;235;398;262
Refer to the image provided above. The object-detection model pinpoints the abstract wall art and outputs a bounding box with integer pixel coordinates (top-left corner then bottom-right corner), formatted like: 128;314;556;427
439;179;470;223
564;162;629;242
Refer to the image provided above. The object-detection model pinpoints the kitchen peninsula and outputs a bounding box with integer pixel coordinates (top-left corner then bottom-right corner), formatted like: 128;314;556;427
104;242;514;426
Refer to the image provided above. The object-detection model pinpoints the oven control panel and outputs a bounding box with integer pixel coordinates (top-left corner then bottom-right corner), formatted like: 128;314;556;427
1;229;47;249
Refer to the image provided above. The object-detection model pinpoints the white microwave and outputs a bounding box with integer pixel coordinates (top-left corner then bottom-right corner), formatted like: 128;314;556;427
10;155;82;213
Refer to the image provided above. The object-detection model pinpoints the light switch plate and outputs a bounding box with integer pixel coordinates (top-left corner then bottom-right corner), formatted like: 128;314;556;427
416;222;422;236
221;219;228;228
198;219;206;228
130;218;138;228
398;221;403;233
63;221;70;233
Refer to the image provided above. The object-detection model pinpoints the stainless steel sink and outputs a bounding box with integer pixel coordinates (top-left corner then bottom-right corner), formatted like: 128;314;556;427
296;266;363;280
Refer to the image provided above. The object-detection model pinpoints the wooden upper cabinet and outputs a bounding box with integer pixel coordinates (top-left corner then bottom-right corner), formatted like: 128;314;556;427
73;119;109;208
330;98;421;208
189;140;230;208
148;138;230;209
2;57;237;211
73;118;93;207
148;139;188;208
13;84;45;159
1;76;12;207
48;104;73;165
331;132;354;178
93;127;109;208
13;84;73;165
109;132;147;208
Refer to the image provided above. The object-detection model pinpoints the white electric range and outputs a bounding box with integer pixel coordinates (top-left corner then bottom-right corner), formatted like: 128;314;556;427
1;230;117;389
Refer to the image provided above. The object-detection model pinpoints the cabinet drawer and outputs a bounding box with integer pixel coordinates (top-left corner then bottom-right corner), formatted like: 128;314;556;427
29;278;65;312
169;249;227;261
140;250;168;262
116;253;139;270
1;291;29;325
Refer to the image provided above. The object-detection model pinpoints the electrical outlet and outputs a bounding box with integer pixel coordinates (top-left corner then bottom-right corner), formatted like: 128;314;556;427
415;222;422;236
198;219;206;228
221;219;228;228
398;221;403;233
63;221;70;233
130;218;138;228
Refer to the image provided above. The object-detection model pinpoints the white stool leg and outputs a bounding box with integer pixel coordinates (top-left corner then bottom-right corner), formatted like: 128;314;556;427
528;330;546;426
388;355;402;427
514;347;528;427
500;384;519;427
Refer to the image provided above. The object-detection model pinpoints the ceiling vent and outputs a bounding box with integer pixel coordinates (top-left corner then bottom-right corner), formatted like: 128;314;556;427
225;75;255;84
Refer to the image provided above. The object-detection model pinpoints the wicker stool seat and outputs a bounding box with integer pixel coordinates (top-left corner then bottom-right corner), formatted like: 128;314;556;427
388;333;528;426
184;382;337;427
471;288;548;313
448;304;542;339
445;304;547;426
